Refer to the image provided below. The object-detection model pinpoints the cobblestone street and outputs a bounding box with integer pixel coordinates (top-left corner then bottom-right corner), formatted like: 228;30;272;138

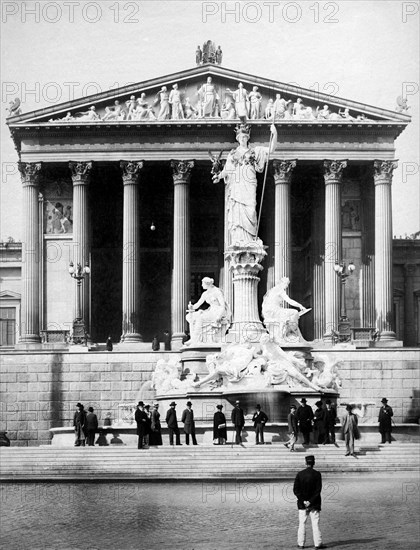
1;473;419;550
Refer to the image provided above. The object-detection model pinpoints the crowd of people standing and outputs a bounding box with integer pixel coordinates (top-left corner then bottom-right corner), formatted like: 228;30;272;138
73;397;393;451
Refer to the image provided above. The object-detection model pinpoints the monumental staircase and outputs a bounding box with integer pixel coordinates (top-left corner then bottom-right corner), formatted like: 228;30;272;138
1;443;419;481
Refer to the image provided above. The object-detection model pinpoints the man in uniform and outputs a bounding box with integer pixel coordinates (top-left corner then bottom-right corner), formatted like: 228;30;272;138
293;455;326;549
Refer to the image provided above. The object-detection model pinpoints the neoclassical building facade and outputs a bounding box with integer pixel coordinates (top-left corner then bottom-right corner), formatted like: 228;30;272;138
6;62;411;348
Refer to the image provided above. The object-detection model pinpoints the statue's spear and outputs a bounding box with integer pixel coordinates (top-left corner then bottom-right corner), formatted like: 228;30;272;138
256;119;276;239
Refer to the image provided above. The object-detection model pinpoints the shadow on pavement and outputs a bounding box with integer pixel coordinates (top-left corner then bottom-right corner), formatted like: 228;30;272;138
328;537;385;547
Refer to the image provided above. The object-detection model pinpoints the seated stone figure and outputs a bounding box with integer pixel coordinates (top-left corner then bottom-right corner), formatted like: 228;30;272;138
185;277;231;345
262;277;309;345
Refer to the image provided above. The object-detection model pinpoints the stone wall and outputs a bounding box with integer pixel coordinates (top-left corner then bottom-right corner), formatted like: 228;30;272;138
0;348;419;446
0;351;179;446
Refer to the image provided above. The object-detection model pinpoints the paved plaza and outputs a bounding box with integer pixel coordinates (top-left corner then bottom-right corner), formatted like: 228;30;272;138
1;473;419;550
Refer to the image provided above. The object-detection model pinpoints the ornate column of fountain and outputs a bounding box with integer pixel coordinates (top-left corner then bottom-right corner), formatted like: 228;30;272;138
225;242;267;343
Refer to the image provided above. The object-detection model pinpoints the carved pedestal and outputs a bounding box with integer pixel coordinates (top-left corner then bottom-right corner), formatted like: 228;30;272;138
225;241;267;343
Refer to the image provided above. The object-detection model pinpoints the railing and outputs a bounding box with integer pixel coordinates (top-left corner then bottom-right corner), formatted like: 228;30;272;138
40;330;70;344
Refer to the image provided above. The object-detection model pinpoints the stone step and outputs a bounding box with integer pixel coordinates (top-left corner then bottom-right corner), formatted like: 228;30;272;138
1;444;419;480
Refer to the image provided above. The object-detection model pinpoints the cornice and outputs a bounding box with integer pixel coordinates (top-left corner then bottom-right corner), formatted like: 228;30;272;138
9;120;407;140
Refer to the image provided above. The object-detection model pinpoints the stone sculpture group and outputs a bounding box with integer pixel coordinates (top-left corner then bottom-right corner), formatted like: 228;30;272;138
47;77;375;123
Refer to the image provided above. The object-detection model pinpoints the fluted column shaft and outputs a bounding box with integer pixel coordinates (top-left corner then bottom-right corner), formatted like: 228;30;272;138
223;179;234;310
323;160;347;339
374;160;398;340
18;162;42;343
404;264;416;346
361;180;376;328
120;161;144;342
171;160;194;349
69;162;92;330
272;160;296;286
313;256;325;340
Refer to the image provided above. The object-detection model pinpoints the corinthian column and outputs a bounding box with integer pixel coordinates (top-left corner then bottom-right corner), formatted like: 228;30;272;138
69;161;92;332
171;160;194;349
120;161;144;343
374;160;398;341
18;162;42;344
323;159;347;340
272;160;296;285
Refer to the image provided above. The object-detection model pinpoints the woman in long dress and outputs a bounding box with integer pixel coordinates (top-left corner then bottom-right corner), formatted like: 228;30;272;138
213;405;227;445
213;123;277;245
149;403;163;446
186;277;230;345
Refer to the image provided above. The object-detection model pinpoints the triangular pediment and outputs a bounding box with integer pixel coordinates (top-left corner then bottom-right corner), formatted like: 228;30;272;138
0;290;21;300
7;64;410;126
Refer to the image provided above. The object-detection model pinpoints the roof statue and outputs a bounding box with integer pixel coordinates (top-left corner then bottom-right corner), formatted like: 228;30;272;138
202;40;216;64
396;96;410;113
6;98;22;117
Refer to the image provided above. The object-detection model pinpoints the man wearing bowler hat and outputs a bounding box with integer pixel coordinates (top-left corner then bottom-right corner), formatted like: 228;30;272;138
166;401;181;445
293;455;326;549
378;397;394;444
296;398;314;446
135;401;148;449
181;401;197;445
252;404;268;445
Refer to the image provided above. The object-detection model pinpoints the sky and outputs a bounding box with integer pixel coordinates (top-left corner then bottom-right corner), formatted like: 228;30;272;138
1;0;419;240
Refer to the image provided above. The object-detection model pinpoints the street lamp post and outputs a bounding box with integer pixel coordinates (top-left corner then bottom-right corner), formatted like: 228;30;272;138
68;261;90;345
333;260;356;343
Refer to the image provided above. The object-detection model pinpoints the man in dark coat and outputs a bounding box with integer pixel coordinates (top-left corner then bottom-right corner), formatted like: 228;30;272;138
296;398;314;445
213;404;227;444
378;397;394;443
73;403;86;447
323;399;337;444
284;404;299;451
166;402;181;445
181;401;197;445
231;400;245;444
85;406;98;446
135;401;148;449
313;401;327;444
293;455;326;549
252;404;268;445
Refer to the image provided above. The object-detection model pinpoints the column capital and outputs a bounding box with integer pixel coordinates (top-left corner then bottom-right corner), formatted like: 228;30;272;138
171;160;194;185
323;159;347;184
69;161;93;185
271;159;297;184
120;160;144;185
18;162;42;187
373;160;398;185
